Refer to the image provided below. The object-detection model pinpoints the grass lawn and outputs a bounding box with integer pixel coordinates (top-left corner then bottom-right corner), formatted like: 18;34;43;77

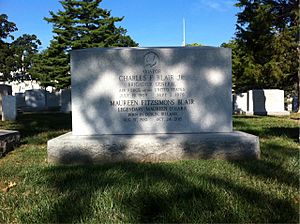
0;112;299;223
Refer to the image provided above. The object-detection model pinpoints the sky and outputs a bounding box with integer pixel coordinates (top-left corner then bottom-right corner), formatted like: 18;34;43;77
0;0;240;50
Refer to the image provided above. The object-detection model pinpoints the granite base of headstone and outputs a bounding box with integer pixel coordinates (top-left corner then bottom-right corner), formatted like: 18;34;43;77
2;96;17;121
0;130;20;158
48;132;259;164
233;92;247;114
48;47;260;164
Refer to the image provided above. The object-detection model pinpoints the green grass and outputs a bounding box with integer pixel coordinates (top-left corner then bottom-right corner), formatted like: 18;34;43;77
0;113;299;223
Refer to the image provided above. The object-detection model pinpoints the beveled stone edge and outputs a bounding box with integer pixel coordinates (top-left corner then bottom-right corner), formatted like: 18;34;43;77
0;130;20;158
47;131;260;165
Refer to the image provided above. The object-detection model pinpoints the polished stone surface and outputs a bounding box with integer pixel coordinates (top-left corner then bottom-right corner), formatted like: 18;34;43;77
71;47;232;135
48;47;261;164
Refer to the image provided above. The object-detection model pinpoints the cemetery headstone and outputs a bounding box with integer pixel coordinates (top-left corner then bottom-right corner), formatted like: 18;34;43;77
48;47;260;164
15;93;26;109
0;84;12;114
2;96;17;121
25;89;46;110
246;89;290;115
0;130;20;158
60;89;71;113
46;91;60;108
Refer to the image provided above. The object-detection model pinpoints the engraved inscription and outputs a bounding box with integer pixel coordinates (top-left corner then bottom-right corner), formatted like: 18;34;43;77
110;51;195;123
144;51;159;68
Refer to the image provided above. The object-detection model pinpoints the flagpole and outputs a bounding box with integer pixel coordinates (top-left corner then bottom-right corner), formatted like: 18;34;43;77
182;18;186;46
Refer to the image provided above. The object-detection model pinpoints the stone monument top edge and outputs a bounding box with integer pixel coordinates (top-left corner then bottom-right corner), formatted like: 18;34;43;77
70;46;230;54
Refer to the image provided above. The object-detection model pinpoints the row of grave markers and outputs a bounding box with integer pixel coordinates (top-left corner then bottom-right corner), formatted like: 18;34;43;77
0;86;71;121
0;88;293;122
233;89;292;116
1;88;293;121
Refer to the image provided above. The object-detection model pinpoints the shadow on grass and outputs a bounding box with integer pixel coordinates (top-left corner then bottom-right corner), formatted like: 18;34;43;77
233;115;266;119
17;112;71;137
232;117;299;188
28;163;298;223
233;120;299;142
0;112;72;145
1;113;296;222
230;154;299;188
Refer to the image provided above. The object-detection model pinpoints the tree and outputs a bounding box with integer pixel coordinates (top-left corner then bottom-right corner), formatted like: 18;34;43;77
30;0;138;89
10;34;41;80
0;15;41;81
0;14;17;80
221;40;245;92
0;14;17;40
233;0;299;99
30;45;70;89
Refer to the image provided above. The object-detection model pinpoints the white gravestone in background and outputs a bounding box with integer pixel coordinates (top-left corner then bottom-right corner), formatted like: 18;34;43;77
247;89;289;116
0;84;12;114
2;96;17;121
48;47;260;164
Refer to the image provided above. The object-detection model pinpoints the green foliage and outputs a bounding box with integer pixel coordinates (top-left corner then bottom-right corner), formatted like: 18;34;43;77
45;0;137;49
0;14;17;40
30;45;70;89
186;43;202;46
0;113;298;223
221;40;240;90
30;36;72;88
0;42;13;80
10;34;41;79
0;14;41;81
0;14;17;80
30;0;138;89
228;0;299;94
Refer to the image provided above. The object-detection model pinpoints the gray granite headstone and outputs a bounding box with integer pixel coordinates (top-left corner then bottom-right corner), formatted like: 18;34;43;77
60;89;71;113
0;84;12;114
71;47;232;135
2;96;17;121
48;47;260;164
0;129;20;158
46;91;60;108
15;93;26;108
25;89;46;109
